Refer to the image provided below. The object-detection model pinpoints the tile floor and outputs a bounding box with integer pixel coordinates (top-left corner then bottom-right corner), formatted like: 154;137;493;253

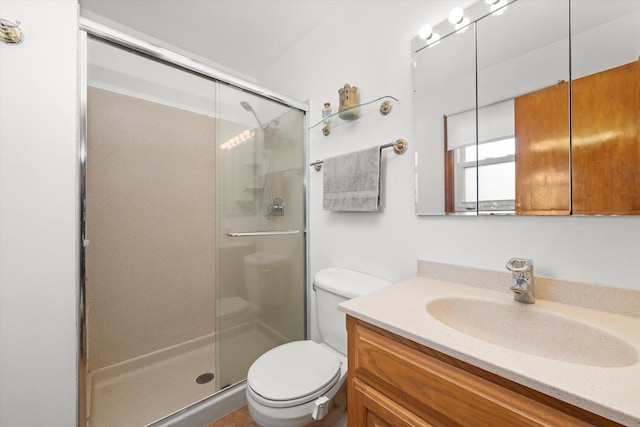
207;405;258;427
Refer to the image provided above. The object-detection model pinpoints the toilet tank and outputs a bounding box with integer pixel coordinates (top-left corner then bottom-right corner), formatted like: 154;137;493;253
313;268;392;355
244;252;289;308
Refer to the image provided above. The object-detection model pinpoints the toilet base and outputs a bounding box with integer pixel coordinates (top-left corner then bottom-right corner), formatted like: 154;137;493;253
247;381;346;427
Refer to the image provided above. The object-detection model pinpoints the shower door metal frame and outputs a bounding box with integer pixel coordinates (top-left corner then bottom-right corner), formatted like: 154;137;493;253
78;18;309;426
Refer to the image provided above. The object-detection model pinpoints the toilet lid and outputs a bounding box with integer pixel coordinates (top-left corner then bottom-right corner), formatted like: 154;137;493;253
248;341;342;402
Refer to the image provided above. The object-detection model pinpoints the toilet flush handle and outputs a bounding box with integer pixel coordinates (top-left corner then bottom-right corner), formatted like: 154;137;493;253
312;396;330;420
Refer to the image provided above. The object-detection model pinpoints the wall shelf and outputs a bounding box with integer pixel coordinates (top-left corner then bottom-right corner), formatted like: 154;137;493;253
309;95;399;135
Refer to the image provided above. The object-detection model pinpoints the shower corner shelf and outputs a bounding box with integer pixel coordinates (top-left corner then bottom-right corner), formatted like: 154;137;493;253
309;95;399;135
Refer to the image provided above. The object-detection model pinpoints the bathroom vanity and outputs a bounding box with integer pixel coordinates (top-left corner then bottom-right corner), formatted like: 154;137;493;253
339;265;640;426
346;317;621;426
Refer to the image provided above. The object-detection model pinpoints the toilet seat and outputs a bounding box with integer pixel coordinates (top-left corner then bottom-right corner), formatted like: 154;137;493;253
247;341;342;408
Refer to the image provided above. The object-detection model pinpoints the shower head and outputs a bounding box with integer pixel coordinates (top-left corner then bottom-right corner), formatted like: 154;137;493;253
240;101;268;131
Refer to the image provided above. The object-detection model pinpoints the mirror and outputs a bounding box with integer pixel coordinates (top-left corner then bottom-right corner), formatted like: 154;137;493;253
414;20;476;215
570;1;640;215
477;0;569;215
414;0;640;216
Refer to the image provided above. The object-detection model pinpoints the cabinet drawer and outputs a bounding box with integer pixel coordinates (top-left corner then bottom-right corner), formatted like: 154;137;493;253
349;317;613;427
352;378;434;427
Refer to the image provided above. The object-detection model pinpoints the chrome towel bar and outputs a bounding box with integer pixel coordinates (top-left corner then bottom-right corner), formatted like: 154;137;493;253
310;139;407;171
227;229;301;237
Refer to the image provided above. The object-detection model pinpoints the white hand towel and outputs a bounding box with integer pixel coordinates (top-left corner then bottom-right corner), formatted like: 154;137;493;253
322;146;381;212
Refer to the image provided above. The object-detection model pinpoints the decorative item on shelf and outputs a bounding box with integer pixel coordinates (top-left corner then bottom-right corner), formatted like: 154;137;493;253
338;84;360;120
0;18;23;44
321;102;332;136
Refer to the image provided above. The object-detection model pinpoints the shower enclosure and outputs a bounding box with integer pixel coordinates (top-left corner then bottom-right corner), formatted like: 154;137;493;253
79;21;307;427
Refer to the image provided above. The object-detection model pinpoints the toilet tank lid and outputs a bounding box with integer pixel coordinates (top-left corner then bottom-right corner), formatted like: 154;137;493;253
313;268;392;299
244;252;289;267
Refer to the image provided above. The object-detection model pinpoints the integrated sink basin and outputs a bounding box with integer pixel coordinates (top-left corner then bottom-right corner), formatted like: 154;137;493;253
426;297;638;367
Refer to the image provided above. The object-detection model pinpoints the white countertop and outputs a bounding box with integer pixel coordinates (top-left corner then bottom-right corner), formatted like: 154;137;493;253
339;276;640;426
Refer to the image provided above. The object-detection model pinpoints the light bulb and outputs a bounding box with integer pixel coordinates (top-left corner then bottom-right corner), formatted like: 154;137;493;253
418;24;433;40
426;32;440;47
491;0;508;16
455;17;470;32
449;7;464;25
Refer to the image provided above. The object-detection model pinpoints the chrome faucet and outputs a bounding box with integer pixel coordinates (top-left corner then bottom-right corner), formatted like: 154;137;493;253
506;258;535;304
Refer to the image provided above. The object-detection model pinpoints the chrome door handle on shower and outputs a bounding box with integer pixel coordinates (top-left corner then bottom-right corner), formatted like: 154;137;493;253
226;229;301;237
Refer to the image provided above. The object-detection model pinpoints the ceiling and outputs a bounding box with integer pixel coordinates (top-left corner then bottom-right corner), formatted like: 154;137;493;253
80;0;342;80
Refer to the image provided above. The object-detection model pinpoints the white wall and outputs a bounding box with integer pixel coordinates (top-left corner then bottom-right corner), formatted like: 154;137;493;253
0;1;78;426
258;1;640;337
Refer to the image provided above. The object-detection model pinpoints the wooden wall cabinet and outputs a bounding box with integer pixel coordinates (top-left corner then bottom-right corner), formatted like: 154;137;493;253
514;82;571;216
347;316;622;427
571;60;640;215
514;60;639;216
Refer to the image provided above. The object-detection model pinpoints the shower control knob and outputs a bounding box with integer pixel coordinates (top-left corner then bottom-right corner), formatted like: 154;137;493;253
272;197;285;216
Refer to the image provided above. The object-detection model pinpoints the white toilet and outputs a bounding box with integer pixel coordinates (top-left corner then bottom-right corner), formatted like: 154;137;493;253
246;267;392;427
218;296;260;330
244;252;289;308
219;252;289;330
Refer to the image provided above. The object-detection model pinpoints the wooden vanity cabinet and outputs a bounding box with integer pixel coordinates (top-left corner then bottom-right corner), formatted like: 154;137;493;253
346;316;623;427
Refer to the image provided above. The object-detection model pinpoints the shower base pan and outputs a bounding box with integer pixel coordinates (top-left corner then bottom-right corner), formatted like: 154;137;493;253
86;322;285;427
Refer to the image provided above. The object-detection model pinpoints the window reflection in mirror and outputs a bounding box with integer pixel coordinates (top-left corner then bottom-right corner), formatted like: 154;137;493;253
477;0;569;216
446;99;520;214
453;138;516;212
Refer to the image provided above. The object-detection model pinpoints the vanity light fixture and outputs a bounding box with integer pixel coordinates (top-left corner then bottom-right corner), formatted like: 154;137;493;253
418;24;440;47
485;0;509;16
448;7;470;32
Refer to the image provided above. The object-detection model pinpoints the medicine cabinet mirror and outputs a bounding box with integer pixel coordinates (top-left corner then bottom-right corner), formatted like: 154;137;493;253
414;0;640;216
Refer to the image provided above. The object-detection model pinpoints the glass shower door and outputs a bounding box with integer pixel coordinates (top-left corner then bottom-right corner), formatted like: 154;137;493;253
216;86;306;389
83;31;307;427
84;38;218;426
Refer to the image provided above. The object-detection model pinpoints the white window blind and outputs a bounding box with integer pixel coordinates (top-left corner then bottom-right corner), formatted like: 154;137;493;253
447;99;514;151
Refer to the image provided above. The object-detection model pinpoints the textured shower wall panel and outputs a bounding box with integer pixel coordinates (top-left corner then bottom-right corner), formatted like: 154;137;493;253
86;87;216;371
